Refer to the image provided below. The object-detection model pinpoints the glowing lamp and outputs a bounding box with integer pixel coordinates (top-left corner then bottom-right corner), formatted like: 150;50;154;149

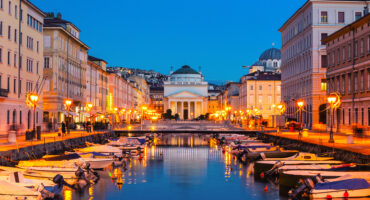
29;93;39;104
87;103;93;109
297;100;304;108
327;96;337;104
65;99;73;107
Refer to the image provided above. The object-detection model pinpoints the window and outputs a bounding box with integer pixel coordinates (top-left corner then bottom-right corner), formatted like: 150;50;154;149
19;32;22;45
354;41;358;58
355;108;358;123
36;41;39;52
361;70;364;92
337;48;340;64
348;74;351;93
26;81;32;92
36;62;39;74
26;58;33;72
355;12;362;20
338;12;345;23
361;108;364;125
7;25;10;40
321;79;327;91
7;51;10;65
259;85;262;90
14;5;17;18
19;56;22;69
8;1;11;14
273;62;278;68
26;36;33;50
342;47;346;62
0;48;2;63
342;109;345;125
44;57;50;68
349;109;351;124
250;85;253;90
19;111;22;124
268;96;272;103
360;39;364;56
321;33;328;45
0;0;2;9
268;85;272;90
321;11;328;23
13;78;16;93
0;21;2;35
13;53;16;67
14;29;16;42
7;77;9;90
348;44;352;60
258;95;262;103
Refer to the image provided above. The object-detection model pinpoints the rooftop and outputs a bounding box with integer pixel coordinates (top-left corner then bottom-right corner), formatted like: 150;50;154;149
172;65;200;75
243;71;281;81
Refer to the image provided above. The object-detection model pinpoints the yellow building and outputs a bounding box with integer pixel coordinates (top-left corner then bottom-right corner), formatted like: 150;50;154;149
42;13;89;129
239;71;281;127
0;0;45;135
207;96;219;114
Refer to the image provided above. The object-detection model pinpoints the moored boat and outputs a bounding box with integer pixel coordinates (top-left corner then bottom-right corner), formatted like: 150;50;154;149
310;178;370;199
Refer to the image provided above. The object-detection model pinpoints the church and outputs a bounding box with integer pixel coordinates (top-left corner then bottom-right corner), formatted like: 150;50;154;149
163;65;208;120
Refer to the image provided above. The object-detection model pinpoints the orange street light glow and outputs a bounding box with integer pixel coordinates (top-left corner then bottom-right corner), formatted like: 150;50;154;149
65;99;73;107
297;100;304;108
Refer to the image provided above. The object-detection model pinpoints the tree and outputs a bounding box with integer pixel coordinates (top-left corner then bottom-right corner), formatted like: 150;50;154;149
162;109;173;119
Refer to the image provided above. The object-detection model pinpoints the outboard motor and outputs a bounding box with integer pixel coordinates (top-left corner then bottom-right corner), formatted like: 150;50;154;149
288;178;315;199
83;162;100;183
38;174;75;200
264;161;284;177
254;152;266;161
75;167;90;191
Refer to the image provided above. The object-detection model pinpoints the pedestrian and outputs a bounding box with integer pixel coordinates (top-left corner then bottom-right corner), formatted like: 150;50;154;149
61;122;66;136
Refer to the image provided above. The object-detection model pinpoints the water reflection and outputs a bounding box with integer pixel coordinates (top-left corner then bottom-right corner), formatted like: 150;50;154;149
68;139;283;200
155;134;210;146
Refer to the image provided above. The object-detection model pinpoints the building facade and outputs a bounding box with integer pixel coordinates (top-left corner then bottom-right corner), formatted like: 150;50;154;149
149;87;164;114
86;56;108;117
239;71;281;126
279;0;368;129
0;0;45;135
163;65;208;120
325;14;370;133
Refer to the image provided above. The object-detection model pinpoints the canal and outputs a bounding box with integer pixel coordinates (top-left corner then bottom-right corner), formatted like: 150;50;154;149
67;134;284;200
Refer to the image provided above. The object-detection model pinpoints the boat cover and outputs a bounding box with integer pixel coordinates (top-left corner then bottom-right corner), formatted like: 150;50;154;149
315;178;370;190
79;152;108;157
44;153;81;161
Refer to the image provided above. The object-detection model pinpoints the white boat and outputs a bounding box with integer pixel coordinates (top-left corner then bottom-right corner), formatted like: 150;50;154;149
18;153;113;171
282;170;370;181
278;163;356;171
263;152;334;161
0;166;77;181
0;180;40;199
76;144;123;157
108;137;146;152
0;170;55;188
310;178;370;199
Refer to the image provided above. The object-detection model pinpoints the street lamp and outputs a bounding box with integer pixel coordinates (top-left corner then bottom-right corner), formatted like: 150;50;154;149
276;103;286;134
141;106;147;130
29;93;39;140
86;103;93;133
64;99;73;135
327;95;338;143
297;100;304;140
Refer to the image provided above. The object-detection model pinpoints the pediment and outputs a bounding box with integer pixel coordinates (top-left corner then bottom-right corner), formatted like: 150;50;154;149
167;91;203;98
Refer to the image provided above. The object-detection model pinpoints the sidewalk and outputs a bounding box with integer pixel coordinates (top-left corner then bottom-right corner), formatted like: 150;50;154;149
264;130;370;156
0;130;107;152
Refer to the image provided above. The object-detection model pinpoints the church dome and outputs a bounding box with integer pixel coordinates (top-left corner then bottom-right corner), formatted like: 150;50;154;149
259;48;281;60
172;65;200;75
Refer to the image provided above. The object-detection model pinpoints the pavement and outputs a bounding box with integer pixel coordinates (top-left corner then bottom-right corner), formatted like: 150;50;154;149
263;130;370;156
0;130;107;151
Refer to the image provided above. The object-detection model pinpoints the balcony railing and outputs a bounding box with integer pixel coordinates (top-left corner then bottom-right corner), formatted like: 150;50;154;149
164;81;208;85
0;89;9;97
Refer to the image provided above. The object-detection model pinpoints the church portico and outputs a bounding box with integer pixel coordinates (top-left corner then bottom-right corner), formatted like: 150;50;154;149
164;65;208;120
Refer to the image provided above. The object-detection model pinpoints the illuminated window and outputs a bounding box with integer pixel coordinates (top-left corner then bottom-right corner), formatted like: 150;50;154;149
321;79;327;91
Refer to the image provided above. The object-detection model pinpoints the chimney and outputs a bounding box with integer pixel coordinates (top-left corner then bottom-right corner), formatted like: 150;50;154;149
57;12;62;19
170;66;173;74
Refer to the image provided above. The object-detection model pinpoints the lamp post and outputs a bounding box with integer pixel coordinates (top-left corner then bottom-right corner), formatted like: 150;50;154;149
297;100;304;140
277;103;286;134
87;103;93;133
64;99;72;135
29;93;39;140
141;106;147;130
327;95;338;143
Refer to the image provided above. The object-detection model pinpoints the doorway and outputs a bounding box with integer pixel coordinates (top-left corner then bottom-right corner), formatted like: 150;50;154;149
184;109;188;120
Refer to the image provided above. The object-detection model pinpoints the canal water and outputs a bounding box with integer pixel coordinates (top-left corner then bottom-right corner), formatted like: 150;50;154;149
67;134;284;200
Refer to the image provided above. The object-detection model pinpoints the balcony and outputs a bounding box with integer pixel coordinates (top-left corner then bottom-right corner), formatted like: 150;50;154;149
0;89;9;97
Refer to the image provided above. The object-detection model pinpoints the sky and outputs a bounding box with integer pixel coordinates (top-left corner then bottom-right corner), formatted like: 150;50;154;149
35;0;306;82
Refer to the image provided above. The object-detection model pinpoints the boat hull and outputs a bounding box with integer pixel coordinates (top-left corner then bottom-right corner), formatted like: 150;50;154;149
311;188;370;199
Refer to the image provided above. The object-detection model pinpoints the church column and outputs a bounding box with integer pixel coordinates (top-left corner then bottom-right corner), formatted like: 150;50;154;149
181;101;184;120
